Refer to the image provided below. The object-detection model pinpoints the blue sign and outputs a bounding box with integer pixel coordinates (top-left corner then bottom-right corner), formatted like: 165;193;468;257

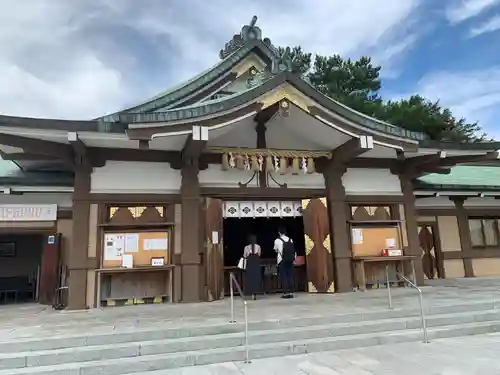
48;235;55;245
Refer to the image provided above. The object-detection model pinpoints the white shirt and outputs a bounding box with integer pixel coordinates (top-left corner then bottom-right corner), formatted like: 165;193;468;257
274;235;293;264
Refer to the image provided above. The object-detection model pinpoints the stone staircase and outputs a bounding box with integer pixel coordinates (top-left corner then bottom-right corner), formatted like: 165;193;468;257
1;300;500;374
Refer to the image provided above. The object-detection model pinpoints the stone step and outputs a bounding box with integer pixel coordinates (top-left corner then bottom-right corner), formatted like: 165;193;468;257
1;309;499;371
1;300;497;354
1;320;500;375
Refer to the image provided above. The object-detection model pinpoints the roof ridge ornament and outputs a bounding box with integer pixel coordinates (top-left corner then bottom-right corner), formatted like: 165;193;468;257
276;47;293;73
219;15;279;60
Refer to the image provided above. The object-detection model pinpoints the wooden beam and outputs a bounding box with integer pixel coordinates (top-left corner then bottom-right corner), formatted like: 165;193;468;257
68;132;90;169
87;147;180;166
181;126;208;160
0;133;72;159
403;151;446;169
412;166;451;178
330;135;374;165
254;102;279;124
438;151;500;167
0;152;61;161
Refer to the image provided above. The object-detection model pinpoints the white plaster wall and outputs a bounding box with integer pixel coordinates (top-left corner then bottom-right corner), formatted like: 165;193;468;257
267;170;325;189
415;197;455;208
90;161;181;194
199;165;259;188
342;168;402;195
464;197;500;208
0;193;73;208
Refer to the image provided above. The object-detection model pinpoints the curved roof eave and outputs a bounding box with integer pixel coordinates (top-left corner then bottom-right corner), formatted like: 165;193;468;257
126;72;424;144
419;140;500;152
97;40;278;122
0;114;124;133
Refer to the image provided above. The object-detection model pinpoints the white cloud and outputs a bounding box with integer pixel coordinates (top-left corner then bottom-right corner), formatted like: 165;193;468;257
0;0;422;120
392;67;500;139
469;14;500;36
445;0;500;24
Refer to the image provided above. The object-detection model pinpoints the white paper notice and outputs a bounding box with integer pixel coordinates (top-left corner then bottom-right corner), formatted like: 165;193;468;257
125;234;139;253
151;257;165;266
386;238;397;249
121;254;134;268
144;237;168;251
352;228;363;245
114;235;125;256
103;234;122;260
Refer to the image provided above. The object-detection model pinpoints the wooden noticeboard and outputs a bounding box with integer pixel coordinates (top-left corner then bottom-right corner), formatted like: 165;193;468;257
102;231;170;268
351;226;402;257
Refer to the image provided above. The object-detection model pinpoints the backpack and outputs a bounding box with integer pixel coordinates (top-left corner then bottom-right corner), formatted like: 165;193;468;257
281;238;295;266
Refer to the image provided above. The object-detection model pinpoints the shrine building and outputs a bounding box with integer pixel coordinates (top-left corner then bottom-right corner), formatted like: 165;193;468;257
1;17;500;309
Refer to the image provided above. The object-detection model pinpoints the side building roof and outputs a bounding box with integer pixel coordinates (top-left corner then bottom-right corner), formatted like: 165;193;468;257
415;165;500;191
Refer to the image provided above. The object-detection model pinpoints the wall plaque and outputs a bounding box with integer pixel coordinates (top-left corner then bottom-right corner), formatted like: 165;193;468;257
0;204;57;221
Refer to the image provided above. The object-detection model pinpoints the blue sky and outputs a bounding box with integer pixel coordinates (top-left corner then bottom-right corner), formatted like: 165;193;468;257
0;0;499;138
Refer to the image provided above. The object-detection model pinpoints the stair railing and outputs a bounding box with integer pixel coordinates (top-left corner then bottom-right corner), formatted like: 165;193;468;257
229;272;250;363
386;266;429;343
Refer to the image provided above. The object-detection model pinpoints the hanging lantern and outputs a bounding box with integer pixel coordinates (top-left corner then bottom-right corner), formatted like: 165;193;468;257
229;153;236;168
222;154;230;170
279;157;288;174
236;154;245;170
307;157;316;174
291;157;300;175
251;155;259;171
265;155;274;172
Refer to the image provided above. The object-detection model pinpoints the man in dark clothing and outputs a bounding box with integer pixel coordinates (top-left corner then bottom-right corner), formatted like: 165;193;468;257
274;227;296;298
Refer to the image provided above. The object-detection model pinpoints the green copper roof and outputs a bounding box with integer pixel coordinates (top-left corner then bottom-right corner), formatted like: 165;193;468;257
417;165;500;189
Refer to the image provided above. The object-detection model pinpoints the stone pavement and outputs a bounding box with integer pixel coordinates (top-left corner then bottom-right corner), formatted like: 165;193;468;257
1;276;500;343
136;333;500;375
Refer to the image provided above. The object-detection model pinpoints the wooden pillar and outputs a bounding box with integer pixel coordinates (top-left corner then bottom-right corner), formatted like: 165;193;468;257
180;159;202;302
452;197;474;277
67;166;91;310
324;166;353;292
399;174;425;285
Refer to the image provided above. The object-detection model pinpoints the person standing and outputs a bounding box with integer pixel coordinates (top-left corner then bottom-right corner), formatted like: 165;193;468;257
243;234;262;300
274;227;296;298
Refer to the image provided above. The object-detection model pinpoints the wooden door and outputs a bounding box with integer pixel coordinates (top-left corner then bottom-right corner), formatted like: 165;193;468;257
38;233;61;305
205;198;224;301
418;224;441;280
302;198;335;293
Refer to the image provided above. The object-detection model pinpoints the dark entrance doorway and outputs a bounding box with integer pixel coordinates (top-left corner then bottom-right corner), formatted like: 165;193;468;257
0;234;44;305
223;217;307;294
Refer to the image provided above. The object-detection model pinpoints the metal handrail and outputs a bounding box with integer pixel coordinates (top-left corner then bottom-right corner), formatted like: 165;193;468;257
229;272;250;363
386;267;429;343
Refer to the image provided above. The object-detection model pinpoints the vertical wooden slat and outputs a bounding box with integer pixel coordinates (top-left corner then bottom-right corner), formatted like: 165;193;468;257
302;198;335;293
38;233;61;305
205;198;224;301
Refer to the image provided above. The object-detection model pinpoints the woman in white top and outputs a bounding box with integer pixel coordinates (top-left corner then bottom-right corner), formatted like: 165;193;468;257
243;234;262;300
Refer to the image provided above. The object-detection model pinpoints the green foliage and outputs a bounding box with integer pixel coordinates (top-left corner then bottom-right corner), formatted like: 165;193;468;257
281;46;488;142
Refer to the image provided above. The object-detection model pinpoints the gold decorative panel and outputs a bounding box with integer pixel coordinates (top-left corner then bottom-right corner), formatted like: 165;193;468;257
351;205;392;221
323;235;331;254
106;205;167;225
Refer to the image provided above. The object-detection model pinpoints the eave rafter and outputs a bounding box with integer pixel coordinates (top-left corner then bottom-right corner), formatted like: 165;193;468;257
0;152;62;162
398;150;500;178
0;133;73;160
67;132;90;170
330;135;374;166
177;125;209;161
